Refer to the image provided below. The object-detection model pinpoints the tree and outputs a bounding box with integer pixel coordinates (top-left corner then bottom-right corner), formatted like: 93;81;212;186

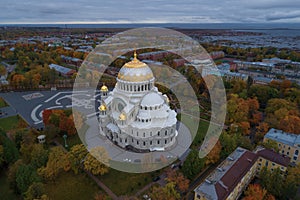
255;122;269;143
166;169;190;193
150;182;180;200
243;184;267;200
205;140;221;165
83;146;109;176
16;164;41;194
220;131;238;158
68;144;88;174
30;144;49;168
279;115;300;134
1;131;19;164
38;146;70;180
181;150;206;180
24;182;45;200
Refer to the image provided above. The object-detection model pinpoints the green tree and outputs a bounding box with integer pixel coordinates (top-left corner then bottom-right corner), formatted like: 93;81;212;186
181;149;205;180
16;164;41;194
30;144;49;168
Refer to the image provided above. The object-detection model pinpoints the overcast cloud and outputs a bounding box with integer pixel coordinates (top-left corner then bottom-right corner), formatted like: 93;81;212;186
0;0;299;24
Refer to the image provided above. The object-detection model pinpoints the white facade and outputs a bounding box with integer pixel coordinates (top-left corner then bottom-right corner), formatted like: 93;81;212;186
98;53;178;152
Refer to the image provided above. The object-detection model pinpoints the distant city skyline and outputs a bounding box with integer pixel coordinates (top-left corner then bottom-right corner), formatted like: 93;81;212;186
1;0;300;24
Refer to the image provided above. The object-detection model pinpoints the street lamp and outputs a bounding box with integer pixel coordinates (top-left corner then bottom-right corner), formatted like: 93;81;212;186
63;134;68;148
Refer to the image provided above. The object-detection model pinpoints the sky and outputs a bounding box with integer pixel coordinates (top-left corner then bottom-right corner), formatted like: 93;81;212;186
1;0;300;24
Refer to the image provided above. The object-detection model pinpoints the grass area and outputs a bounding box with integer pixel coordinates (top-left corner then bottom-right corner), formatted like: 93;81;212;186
45;172;103;200
0;115;27;132
100;168;155;196
191;120;210;149
0;170;20;200
0;97;8;108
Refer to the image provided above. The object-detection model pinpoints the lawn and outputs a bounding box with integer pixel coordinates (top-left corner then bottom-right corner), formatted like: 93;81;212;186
0;97;8;108
0;170;20;200
0;115;27;132
190;119;210;149
100;168;155;196
45;172;103;200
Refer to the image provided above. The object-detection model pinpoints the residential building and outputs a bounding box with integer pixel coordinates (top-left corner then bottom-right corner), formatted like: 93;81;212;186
264;128;300;165
194;146;290;200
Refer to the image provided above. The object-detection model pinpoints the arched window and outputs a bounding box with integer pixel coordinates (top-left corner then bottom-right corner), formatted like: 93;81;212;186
158;131;160;136
143;141;146;146
157;140;160;144
143;132;145;137
165;139;167;144
150;141;152;145
165;130;167;136
295;150;299;155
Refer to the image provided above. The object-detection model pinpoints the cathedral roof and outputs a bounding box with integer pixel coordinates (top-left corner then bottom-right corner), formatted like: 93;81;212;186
117;52;154;82
140;92;164;107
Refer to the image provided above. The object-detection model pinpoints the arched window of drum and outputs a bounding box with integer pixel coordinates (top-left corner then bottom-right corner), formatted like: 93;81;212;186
165;130;167;136
158;131;160;136
295;150;299;155
165;139;167;144
150;132;152;136
157;140;160;144
137;140;139;145
137;132;139;136
143;132;145;137
143;141;146;146
171;129;173;133
150;141;152;145
141;85;144;91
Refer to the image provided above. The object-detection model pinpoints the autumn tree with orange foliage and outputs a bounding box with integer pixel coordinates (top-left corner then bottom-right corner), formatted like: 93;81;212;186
243;184;275;200
205;140;222;165
165;169;190;193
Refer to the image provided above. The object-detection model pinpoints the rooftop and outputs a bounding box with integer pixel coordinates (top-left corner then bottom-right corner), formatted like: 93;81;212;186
264;128;300;147
194;147;258;200
255;147;290;167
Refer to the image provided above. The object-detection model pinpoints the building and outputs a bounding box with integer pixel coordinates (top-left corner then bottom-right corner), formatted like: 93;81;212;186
98;52;178;152
255;146;290;175
49;64;76;76
264;128;300;165
194;147;258;200
194;146;290;200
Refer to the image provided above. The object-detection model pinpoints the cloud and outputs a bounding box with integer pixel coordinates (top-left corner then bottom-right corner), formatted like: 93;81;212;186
0;0;299;23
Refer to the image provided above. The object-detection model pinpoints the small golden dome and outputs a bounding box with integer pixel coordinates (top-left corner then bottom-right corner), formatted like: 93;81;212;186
99;104;106;111
100;84;108;92
119;113;126;121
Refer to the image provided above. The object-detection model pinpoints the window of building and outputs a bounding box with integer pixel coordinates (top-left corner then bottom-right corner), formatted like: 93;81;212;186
287;152;290;155
165;130;167;136
143;132;145;137
158;131;160;136
282;150;285;154
137;141;139;145
165;140;167;144
294;156;297;160
295;150;299;155
143;142;146;146
150;141;152;145
157;140;160;144
266;161;268;166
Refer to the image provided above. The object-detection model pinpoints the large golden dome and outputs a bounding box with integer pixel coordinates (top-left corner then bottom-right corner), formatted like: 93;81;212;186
117;52;154;82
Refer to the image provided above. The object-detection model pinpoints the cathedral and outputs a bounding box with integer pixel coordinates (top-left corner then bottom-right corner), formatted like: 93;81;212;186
98;52;178;152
